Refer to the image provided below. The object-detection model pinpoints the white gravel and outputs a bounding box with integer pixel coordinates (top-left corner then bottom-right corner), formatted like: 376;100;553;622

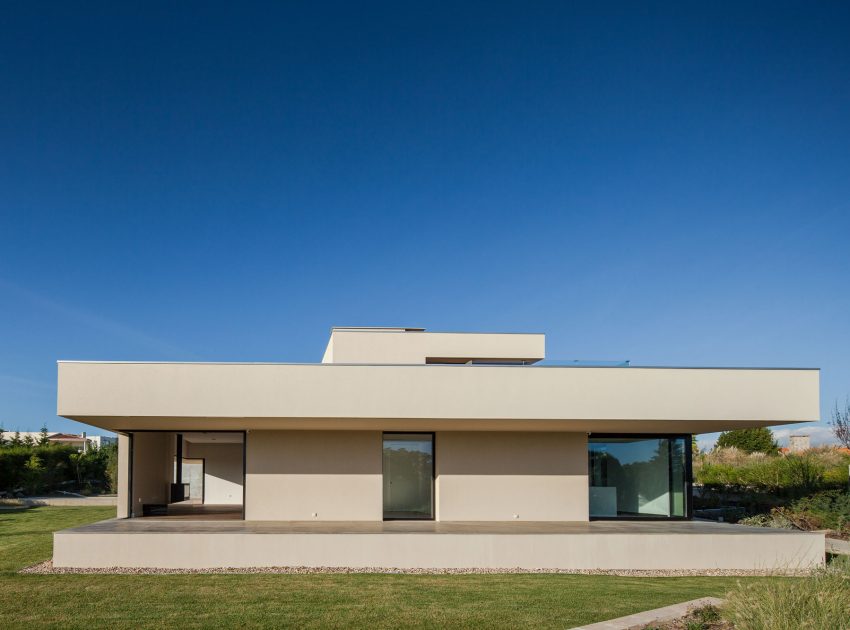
19;560;812;577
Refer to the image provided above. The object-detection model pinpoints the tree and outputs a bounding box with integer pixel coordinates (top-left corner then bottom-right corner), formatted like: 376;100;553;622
716;428;778;454
104;443;119;492
38;424;50;446
830;398;850;449
69;452;84;489
10;432;22;447
23;453;45;495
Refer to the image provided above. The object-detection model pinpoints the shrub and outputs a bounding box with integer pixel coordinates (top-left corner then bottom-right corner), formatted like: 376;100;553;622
723;559;850;630
0;442;116;495
716;428;779;454
739;512;795;529
790;490;850;533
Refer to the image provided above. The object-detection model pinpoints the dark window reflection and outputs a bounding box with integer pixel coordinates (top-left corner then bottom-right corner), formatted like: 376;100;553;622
589;436;688;518
383;433;434;519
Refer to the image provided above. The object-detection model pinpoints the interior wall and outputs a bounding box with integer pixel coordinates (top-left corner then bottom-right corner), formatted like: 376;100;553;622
436;431;589;521
130;432;172;515
245;430;382;520
185;442;243;505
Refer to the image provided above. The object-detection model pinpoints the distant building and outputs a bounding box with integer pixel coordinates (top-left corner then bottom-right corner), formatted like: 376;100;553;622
0;431;44;443
88;435;117;449
788;435;811;453
0;431;116;452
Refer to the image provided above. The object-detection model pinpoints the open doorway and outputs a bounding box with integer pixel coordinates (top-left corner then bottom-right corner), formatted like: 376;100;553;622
129;431;245;520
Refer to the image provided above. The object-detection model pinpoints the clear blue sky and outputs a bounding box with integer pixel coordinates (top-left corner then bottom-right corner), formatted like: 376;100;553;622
1;2;848;447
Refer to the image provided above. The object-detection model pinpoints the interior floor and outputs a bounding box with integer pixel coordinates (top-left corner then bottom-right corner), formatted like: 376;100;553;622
142;503;243;521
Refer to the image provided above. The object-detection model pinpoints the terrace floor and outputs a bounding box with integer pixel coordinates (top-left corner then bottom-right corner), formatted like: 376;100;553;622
62;517;808;535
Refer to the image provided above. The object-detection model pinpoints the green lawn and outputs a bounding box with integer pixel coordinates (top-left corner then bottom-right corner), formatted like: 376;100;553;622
0;507;757;629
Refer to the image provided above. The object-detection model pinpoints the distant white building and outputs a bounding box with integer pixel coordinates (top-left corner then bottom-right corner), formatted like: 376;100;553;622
88;435;117;449
0;431;116;451
788;434;811;453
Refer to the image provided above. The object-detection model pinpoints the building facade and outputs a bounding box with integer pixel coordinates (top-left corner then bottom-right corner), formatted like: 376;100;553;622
53;327;824;569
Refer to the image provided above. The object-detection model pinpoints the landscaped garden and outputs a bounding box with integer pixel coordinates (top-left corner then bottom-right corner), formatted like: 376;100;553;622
693;429;850;540
0;506;820;630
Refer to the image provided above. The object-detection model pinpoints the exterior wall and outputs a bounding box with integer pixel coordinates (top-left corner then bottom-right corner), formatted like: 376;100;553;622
185;442;243;505
57;362;821;434
117;434;130;518
130;432;172;515
242;430;588;522
436;432;588;521
245;430;382;521
323;330;545;364
53;525;826;570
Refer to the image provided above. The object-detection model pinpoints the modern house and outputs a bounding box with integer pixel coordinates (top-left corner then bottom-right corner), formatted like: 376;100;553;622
53;327;824;570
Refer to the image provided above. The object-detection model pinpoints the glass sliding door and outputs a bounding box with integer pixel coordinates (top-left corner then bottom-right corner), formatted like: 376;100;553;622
383;433;434;520
589;435;690;519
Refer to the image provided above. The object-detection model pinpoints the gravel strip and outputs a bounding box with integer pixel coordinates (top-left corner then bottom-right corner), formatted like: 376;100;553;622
20;560;812;577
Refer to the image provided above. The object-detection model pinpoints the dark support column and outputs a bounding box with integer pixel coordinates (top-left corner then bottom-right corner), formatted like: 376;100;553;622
128;432;134;517
170;433;186;503
175;433;183;485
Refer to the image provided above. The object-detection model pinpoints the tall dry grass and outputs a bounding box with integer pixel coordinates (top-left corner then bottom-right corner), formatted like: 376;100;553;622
723;559;850;630
695;447;850;494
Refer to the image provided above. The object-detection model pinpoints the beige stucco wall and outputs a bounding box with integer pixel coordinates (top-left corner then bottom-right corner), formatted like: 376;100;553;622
53;526;825;570
185;442;243;505
130;432;172;515
57;362;820;434
243;430;588;522
116;434;130;518
245;430;382;520
323;330;546;364
436;432;588;521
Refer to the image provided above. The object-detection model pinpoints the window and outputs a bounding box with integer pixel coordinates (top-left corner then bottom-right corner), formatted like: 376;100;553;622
382;433;434;520
589;435;690;519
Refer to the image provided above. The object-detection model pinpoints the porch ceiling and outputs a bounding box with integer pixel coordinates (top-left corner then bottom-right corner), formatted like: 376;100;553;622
68;416;810;434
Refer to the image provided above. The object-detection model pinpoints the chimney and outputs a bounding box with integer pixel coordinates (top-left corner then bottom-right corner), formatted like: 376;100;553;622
82;431;87;453
789;435;810;453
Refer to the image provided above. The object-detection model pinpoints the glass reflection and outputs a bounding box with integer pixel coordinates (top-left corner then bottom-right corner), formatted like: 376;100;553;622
383;433;434;519
589;436;688;518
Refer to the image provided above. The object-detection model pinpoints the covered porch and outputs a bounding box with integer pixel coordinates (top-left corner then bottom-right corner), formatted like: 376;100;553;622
123;430;245;519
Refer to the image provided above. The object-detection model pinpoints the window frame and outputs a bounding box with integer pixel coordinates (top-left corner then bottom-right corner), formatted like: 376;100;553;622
587;433;693;521
381;431;436;521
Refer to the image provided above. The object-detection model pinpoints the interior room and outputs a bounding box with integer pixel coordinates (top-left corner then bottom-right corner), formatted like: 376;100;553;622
129;431;244;520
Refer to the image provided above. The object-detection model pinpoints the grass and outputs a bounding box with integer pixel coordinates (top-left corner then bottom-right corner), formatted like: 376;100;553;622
724;558;850;630
0;507;775;629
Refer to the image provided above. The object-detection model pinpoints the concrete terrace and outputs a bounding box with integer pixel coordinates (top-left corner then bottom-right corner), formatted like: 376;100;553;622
60;518;818;536
54;519;825;571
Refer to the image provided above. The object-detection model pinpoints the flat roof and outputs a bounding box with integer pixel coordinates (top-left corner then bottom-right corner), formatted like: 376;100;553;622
329;327;545;335
55;360;819;370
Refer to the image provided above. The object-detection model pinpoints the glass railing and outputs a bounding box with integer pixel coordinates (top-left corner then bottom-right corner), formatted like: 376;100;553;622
536;359;630;367
453;359;631;367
